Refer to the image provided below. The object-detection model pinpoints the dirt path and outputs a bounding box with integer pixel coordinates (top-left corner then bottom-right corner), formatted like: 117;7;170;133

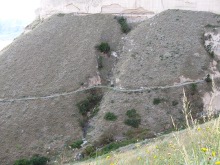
0;80;204;103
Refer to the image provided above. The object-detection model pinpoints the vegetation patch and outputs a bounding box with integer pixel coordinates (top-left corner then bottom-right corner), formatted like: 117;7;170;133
84;139;137;159
116;17;131;34
70;139;83;149
95;42;111;54
76;94;102;116
172;100;179;106
104;112;118;121
124;128;153;140
153;98;162;105
124;109;141;128
14;156;49;165
97;55;103;69
205;74;212;83
191;83;197;91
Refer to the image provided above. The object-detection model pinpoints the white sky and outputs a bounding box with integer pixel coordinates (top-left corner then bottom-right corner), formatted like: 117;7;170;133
0;0;41;21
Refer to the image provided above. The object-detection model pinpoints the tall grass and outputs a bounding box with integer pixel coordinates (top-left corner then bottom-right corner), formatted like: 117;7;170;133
70;78;220;165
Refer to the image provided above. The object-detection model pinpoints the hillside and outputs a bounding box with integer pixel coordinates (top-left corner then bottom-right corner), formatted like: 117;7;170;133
72;117;220;165
0;14;122;164
87;10;220;143
0;10;220;165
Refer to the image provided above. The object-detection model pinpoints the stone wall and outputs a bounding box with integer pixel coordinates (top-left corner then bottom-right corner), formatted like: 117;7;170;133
38;0;220;18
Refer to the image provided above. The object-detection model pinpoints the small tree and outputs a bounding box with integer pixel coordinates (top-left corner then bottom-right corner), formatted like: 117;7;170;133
70;139;83;149
124;109;141;128
117;17;131;34
104;112;117;121
96;42;110;53
205;74;212;83
153;98;161;105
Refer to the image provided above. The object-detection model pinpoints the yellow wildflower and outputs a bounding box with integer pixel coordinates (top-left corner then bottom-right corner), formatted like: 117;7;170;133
137;156;142;161
153;155;157;159
201;148;208;152
215;161;220;165
197;127;201;131
136;144;140;148
106;155;110;159
212;151;216;157
206;127;210;131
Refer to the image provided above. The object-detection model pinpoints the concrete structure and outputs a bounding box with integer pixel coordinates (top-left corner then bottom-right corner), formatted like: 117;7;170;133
38;0;220;18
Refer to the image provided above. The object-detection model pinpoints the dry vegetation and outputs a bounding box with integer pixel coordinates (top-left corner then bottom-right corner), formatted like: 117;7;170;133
70;81;220;165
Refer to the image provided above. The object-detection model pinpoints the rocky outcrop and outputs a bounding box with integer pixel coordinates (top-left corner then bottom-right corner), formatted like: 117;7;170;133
38;0;220;18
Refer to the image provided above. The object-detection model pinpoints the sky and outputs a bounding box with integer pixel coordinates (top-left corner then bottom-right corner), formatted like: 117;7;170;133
0;0;41;50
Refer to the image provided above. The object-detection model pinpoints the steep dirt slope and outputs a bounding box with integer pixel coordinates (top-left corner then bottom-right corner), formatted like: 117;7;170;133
0;14;122;164
88;10;220;142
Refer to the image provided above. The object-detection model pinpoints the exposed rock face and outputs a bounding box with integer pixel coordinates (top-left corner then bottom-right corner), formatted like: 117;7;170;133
38;0;220;18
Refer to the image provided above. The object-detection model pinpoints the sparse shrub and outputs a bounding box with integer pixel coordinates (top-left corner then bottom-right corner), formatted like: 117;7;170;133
57;13;65;17
95;42;110;53
124;128;155;140
94;139;136;157
82;145;96;157
97;56;103;69
30;155;49;165
90;106;100;118
124;118;141;128
205;74;212;83
76;94;102;116
14;156;49;165
126;109;139;118
14;159;30;165
76;99;90;115
191;83;197;92
96;128;115;146
104;112;117;121
124;109;141;128
116;17;131;34
172;100;179;106
70;139;83;149
153;98;161;105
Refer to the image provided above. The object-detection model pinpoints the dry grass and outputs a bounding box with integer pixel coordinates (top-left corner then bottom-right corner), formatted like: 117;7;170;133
71;118;220;165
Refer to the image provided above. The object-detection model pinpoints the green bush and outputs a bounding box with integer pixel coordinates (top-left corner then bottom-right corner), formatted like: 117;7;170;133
191;83;197;91
70;139;83;149
153;98;161;105
205;74;212;83
124;118;141;128
104;112;117;121
88;139;136;158
30;156;49;165
96;42;110;53
124;109;141;128
172;100;179;106
14;159;30;165
82;145;96;157
117;17;131;34
95;139;136;157
14;156;49;165
126;109;139;118
76;94;102;116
